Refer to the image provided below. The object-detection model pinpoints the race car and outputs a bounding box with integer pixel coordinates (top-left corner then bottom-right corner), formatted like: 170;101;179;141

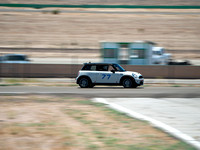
76;63;144;88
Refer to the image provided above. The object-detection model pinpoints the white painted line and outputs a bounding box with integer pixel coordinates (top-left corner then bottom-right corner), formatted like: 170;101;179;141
92;98;200;150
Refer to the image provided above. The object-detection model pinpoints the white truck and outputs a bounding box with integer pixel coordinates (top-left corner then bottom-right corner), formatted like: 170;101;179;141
76;63;144;88
152;47;171;65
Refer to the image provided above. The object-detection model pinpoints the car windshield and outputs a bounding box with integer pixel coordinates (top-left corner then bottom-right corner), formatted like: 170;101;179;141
112;64;126;72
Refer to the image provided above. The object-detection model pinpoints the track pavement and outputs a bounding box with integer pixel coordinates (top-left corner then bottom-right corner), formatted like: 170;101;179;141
0;86;199;98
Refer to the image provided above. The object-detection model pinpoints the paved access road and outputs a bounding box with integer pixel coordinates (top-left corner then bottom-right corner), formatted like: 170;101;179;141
103;97;200;148
0;86;200;98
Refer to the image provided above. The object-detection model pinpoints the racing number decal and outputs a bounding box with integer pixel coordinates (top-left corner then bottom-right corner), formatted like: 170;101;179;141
102;74;111;80
107;74;111;79
102;74;106;79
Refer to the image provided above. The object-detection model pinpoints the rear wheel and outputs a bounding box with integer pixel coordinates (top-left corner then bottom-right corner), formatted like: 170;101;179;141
79;78;91;88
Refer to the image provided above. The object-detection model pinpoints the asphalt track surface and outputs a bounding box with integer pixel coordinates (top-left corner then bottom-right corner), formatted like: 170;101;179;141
0;86;200;98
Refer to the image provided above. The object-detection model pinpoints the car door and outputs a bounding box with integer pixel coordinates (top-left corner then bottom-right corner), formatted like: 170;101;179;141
81;64;98;83
96;65;120;84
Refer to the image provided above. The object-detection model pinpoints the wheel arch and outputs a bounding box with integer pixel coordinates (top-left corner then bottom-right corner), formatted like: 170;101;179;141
77;75;92;84
120;75;135;85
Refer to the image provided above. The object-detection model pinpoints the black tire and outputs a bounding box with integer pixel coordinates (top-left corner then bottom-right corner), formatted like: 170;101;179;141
79;78;90;88
90;84;95;88
132;83;138;88
122;78;137;88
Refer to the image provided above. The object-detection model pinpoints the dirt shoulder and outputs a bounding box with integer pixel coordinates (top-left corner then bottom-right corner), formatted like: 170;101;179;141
0;95;195;150
0;8;200;63
0;8;200;50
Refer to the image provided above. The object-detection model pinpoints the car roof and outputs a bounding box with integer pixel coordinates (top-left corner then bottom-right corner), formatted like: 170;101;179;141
4;54;26;56
83;62;117;65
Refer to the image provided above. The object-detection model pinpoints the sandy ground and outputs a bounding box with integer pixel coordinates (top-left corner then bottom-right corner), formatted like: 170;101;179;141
0;8;200;51
0;7;199;65
0;95;195;150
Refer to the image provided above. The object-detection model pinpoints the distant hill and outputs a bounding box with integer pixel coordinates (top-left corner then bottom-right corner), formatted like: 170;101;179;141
1;0;200;6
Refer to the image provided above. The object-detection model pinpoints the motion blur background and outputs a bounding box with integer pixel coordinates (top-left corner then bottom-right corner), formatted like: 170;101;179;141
0;0;200;72
0;1;200;150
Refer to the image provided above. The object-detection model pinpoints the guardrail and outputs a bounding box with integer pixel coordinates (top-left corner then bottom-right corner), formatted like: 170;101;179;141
0;4;200;9
0;63;199;79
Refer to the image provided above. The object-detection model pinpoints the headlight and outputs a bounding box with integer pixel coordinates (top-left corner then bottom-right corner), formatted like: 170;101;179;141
132;73;138;79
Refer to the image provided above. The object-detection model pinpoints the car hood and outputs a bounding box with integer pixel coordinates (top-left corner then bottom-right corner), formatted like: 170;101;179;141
124;71;142;77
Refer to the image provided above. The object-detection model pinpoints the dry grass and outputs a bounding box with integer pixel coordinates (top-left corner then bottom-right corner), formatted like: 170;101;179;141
0;8;200;51
0;8;200;63
0;95;195;150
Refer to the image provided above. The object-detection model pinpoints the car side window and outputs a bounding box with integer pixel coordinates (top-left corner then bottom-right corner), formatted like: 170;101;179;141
82;65;90;70
82;65;96;71
90;65;96;71
108;65;115;71
97;65;108;71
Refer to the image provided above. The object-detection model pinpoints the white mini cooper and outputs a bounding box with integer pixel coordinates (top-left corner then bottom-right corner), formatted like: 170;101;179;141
76;63;144;88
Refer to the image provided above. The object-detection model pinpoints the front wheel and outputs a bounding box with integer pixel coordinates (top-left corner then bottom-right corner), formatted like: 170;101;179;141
79;78;91;88
122;78;137;88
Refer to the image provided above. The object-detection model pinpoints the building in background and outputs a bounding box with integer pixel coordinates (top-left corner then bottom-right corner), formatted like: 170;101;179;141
100;41;171;65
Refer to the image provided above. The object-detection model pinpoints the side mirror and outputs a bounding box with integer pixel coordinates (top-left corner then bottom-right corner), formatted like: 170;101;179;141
111;70;115;73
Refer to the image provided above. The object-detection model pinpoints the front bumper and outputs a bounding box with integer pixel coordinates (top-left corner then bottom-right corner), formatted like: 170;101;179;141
136;79;144;86
139;80;144;85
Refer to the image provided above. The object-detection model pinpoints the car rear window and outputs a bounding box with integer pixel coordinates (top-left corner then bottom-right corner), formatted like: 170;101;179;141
82;65;96;71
